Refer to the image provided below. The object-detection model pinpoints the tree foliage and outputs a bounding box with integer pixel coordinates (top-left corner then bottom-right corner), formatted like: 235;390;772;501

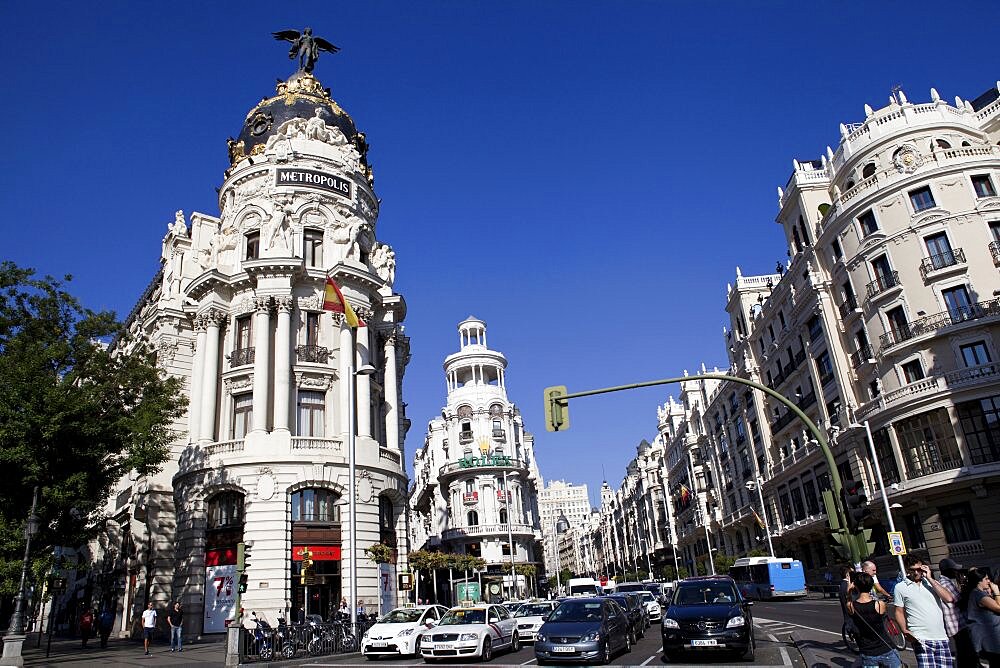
0;262;186;596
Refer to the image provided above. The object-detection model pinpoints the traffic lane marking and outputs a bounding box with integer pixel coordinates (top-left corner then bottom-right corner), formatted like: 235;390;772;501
755;616;841;636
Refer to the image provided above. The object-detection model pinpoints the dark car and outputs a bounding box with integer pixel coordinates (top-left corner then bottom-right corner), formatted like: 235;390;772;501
534;597;631;664
661;576;755;661
606;593;645;641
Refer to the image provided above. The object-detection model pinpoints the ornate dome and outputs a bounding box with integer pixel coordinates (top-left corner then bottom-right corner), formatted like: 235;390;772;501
227;72;358;163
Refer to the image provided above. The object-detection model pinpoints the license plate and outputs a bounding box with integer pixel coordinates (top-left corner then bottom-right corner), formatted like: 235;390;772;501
553;646;576;653
691;639;718;647
436;643;453;650
370;641;388;647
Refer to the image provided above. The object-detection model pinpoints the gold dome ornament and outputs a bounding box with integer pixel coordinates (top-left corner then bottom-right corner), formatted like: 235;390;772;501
892;144;923;174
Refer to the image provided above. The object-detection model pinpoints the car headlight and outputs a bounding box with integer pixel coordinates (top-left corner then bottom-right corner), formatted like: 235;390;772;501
662;618;679;629
459;633;479;641
536;633;547;643
398;628;416;636
580;630;601;642
726;616;745;628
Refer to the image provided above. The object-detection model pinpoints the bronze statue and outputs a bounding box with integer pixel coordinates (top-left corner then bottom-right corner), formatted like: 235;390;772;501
272;28;339;73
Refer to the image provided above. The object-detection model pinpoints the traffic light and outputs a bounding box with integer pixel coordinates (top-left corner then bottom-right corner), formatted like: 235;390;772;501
237;542;252;572
839;479;869;532
543;386;569;432
238;573;248;594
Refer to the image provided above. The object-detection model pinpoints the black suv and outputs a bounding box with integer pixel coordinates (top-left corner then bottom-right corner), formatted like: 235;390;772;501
606;593;645;642
661;576;755;661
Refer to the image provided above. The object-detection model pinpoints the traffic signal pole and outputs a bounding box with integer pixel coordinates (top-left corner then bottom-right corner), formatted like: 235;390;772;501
545;373;865;565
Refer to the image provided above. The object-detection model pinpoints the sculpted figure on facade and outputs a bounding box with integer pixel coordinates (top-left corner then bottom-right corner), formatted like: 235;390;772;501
370;242;396;285
264;203;293;254
203;222;239;271
170;210;189;238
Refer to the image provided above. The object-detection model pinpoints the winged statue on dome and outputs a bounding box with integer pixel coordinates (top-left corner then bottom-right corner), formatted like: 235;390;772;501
272;27;339;73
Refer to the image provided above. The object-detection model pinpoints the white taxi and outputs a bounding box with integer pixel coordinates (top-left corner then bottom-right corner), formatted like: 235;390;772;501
361;604;449;658
513;601;559;642
420;603;519;662
638;591;662;622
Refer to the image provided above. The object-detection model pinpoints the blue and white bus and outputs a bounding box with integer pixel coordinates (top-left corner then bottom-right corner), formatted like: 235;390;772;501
729;557;807;600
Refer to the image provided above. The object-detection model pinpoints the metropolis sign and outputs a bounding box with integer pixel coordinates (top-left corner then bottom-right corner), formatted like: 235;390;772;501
458;454;513;469
275;168;351;198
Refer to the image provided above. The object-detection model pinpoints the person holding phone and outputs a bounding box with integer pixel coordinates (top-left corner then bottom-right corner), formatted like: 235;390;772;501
894;555;954;668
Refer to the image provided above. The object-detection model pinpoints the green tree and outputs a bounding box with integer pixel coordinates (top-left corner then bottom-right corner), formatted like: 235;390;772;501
0;262;186;596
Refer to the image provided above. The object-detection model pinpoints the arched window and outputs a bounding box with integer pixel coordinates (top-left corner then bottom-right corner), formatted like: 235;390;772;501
291;488;340;523
935;139;951;149
207;491;244;529
862;162;877;179
845;179;856;190
467;510;479;526
499;509;508;525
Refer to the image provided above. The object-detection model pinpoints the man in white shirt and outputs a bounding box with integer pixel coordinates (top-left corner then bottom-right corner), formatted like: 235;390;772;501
894;555;954;668
141;602;157;656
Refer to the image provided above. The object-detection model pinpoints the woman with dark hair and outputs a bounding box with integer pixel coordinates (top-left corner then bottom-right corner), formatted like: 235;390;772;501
848;572;903;667
960;570;1000;668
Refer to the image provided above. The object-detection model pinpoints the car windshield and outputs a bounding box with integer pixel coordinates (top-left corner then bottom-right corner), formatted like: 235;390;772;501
516;603;555;618
378;608;424;623
547;600;603;623
616;584;645;592
639;592;655;602
675;584;738;605
439;609;486;625
609;596;632;610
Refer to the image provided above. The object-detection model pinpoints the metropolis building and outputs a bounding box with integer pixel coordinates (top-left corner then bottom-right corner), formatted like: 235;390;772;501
409;318;544;598
71;52;412;637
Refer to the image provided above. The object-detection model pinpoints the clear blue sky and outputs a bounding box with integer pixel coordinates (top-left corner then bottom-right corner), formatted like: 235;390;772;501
3;1;997;507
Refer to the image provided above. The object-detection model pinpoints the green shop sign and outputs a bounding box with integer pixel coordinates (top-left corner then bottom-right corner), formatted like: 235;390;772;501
458;455;513;468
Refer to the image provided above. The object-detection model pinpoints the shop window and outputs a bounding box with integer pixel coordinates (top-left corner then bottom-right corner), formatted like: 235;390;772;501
207;491;244;529
938;502;980;543
297;390;325;437
291;488;340;523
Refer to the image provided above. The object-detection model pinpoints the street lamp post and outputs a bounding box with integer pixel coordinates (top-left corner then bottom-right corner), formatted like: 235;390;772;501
857;420;906;576
502;469;517;600
346;333;376;633
3;486;40;664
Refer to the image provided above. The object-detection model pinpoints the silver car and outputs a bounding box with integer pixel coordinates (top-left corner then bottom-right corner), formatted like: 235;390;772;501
535;597;631;664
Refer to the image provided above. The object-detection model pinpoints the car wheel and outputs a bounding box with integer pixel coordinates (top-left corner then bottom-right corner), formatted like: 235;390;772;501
511;632;520;652
664;650;682;663
414;635;422;657
598;641;612;665
624;632;632;654
480;636;492;662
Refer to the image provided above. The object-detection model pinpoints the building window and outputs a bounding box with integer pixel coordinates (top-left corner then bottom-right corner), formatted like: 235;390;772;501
816;350;834;385
467;510;479;526
380;495;394;531
802;479;820;515
894;408;963;478
909;186;936;212
466;542;481;557
465;479;475;494
297;390;325;437
304;312;320;347
858;210;879;236
885;306;911;344
233;393;253;439
862;162;877;179
924;233;956;270
236;315;252;352
901;359;925;384
960;341;991;367
942;285;973;321
832;238;844;262
245;231;260;260
778;493;792;525
807;315;822;342
499;508;508;525
938;502;980;544
207;491;244;529
956;395;1000;465
291;488;340;523
871;427;900;485
303;228;323;267
972;174;997;198
903;512;926;549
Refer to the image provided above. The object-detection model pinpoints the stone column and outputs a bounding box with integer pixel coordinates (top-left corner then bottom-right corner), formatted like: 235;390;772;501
188;317;207;442
199;310;223;444
251;297;271;433
357;326;372;438
273;297;293;432
383;329;400;453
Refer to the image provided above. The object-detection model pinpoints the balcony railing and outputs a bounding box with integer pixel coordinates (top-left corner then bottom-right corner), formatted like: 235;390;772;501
866;271;900;299
442;523;534;540
905;456;963;479
492;429;506;440
880;299;1000;352
230;347;255;367
462;492;479;504
850;344;875;369
295;345;330;363
991;241;1000;266
919;248;965;278
458;430;474;444
771;440;820;476
857;361;1000;421
838;297;860;319
291;437;343;451
379;447;401;464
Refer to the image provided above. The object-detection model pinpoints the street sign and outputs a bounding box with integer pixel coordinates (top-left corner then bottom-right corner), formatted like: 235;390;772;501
888;531;907;555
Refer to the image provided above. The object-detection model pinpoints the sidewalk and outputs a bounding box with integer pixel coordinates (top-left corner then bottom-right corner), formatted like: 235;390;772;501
21;633;227;667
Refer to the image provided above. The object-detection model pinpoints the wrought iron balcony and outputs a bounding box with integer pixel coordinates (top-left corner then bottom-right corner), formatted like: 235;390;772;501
880;299;1000;352
492;429;506;440
919;248;965;278
866;271;900;299
229;347;255;367
295;345;330;363
838;297;860;319
850;344;875;369
458;430;474;444
879;324;914;350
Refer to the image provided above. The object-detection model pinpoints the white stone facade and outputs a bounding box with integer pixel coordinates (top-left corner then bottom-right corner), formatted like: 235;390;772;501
409;318;543;596
85;69;411;637
538;480;590;577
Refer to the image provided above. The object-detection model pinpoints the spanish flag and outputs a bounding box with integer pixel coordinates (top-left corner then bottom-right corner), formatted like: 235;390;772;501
751;507;766;530
322;277;364;328
679;484;691;504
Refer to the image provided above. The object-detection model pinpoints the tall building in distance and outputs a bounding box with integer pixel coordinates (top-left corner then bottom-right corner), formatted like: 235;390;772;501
538;480;590;576
409;318;543;597
77;47;412;637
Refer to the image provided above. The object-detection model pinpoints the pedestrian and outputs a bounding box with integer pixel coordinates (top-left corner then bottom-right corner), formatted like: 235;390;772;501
356;599;366;617
79;608;95;648
839;564;857;635
97;608;115;649
167;602;183;652
960;569;1000;668
894;555;955;668
141;601;157;656
338;597;349;619
861;561;892;600
938;559;978;667
848;572;904;667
